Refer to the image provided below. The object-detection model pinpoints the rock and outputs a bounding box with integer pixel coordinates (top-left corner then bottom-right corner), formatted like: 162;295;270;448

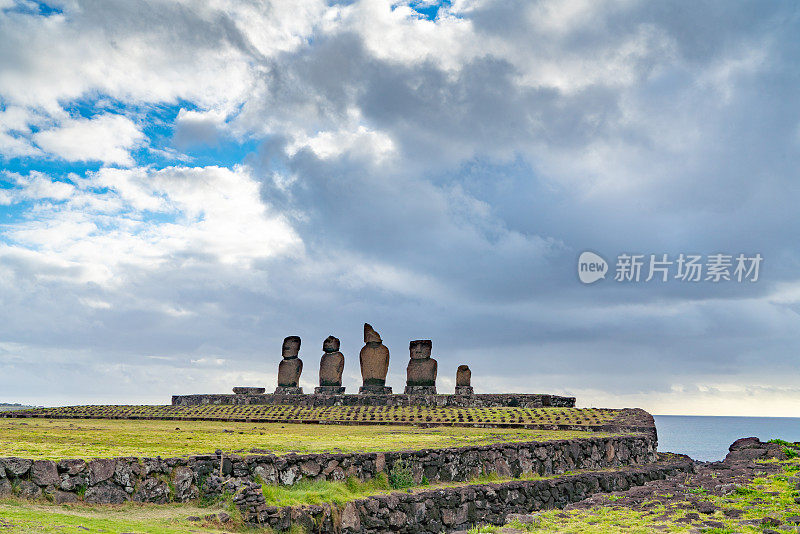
388;510;407;528
319;336;345;387
762;517;782;527
405;340;437;391
57;459;86;475
218;512;231;523
132;477;170;504
0;479;11;497
277;336;303;387
187;516;201;522
696;501;718;514
17;480;42;499
88;459;116;485
729;437;762;451
300;460;321;477
341;502;361;531
173;466;197;501
113;462;135;492
30;460;59;486
2;457;32;477
54;490;78;504
85;483;128;504
359;323;390;388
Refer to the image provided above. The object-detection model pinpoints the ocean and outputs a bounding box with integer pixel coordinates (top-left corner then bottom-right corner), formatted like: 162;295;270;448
654;415;800;462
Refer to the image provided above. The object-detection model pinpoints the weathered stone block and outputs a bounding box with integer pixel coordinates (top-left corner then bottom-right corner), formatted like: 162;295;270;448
88;459;116;485
358;385;393;394
57;459;86;475
17;480;42;499
0;479;11;498
30;460;59;487
85;483;128;504
233;387;266;395
174;466;197;501
2;457;32;477
133;477;170;504
314;386;346;394
54;490;78;504
404;385;437;395
274;386;304;395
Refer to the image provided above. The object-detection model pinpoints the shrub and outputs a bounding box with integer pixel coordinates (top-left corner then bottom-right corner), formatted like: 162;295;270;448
389;459;414;490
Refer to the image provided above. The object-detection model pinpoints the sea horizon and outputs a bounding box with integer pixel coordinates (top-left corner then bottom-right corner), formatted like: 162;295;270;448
654;414;800;462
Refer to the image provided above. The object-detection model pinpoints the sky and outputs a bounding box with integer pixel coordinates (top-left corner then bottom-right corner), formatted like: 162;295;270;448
0;0;798;416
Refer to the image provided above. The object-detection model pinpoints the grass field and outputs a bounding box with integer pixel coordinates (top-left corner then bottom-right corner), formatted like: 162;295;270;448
0;499;247;534
2;404;623;428
0;418;618;460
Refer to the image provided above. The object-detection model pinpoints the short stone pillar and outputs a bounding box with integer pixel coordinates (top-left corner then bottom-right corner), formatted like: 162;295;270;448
455;365;473;395
359;323;392;394
275;336;304;395
315;335;345;394
404;340;437;394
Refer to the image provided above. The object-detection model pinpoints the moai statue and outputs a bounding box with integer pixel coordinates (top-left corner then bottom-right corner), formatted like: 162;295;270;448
455;364;473;395
358;323;392;394
315;335;346;394
404;340;437;395
274;335;304;394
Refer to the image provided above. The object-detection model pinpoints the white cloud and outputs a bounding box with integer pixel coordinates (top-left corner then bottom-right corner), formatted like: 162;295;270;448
32;114;145;166
287;125;396;162
1;165;303;284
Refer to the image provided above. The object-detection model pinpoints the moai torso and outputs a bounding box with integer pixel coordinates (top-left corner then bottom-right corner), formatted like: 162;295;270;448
319;335;345;386
406;340;437;387
359;323;390;387
456;365;471;387
277;336;303;387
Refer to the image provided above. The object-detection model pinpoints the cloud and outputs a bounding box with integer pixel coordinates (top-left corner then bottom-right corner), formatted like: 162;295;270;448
2;165;302;284
31;114;145;165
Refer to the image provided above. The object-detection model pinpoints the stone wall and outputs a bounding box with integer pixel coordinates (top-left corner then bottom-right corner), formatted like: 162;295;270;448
0;434;655;505
171;392;576;408
237;457;694;533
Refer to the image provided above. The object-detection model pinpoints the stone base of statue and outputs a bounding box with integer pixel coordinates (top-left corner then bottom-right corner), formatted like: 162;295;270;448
358;385;393;395
455;386;474;396
314;386;346;394
233;387;266;395
274;386;304;395
404;385;437;395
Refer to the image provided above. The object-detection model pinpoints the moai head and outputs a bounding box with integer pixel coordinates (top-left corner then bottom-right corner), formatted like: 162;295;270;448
323;335;340;353
364;323;382;343
282;336;301;359
409;340;432;360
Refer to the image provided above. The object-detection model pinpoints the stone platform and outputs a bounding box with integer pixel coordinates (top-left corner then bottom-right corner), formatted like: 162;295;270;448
171;392;576;408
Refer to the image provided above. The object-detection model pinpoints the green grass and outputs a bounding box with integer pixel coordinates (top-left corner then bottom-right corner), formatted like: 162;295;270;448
0;418;620;460
4;404;623;428
470;457;800;533
0;499;254;533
